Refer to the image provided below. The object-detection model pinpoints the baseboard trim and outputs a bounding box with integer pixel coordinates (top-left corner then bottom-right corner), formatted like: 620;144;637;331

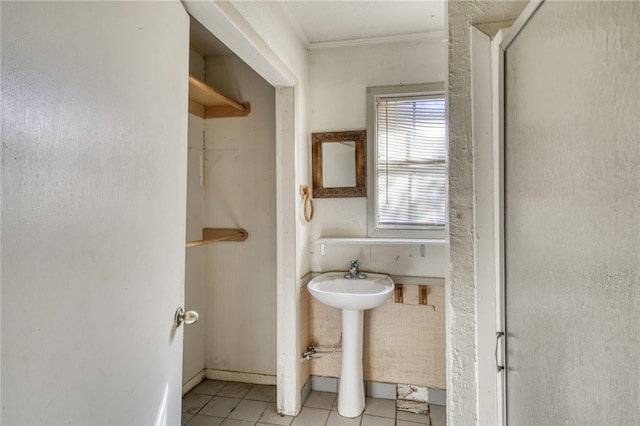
310;376;338;393
301;376;312;405
182;370;206;396
205;369;277;385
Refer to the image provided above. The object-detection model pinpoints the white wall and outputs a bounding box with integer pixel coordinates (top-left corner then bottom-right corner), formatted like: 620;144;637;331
1;1;189;424
220;0;312;279
203;54;277;377
308;38;447;277
447;1;528;424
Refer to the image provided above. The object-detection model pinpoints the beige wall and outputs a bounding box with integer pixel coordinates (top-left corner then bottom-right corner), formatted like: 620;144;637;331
305;283;445;389
183;50;277;383
203;54;277;377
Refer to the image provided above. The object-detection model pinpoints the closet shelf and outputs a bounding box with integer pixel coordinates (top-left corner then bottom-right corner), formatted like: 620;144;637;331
186;228;249;248
188;74;251;119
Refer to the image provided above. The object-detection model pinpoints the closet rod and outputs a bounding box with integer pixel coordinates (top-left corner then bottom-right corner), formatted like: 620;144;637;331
186;228;249;248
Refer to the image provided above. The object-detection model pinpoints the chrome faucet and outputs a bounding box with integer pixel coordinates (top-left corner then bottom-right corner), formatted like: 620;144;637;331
345;260;367;279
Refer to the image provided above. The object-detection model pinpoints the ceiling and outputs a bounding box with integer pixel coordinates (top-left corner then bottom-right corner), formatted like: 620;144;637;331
283;0;445;45
190;0;445;57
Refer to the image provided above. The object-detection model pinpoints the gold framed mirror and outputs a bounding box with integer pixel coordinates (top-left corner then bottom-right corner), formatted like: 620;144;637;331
312;130;366;198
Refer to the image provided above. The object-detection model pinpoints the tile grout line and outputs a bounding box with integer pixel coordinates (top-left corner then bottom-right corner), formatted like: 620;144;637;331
185;381;438;426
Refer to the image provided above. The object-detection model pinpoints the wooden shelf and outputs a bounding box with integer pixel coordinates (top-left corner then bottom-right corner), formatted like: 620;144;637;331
188;74;250;119
186;228;249;248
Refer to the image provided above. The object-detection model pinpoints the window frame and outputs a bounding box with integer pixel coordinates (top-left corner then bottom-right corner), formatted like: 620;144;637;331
366;83;447;239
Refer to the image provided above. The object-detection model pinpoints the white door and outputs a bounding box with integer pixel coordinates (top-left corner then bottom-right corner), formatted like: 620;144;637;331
1;2;189;424
504;1;640;424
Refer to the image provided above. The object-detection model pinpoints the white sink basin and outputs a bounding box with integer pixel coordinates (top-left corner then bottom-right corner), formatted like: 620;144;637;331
308;272;394;311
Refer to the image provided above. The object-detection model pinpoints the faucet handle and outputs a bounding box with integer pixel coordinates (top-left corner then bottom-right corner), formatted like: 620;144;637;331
350;260;358;268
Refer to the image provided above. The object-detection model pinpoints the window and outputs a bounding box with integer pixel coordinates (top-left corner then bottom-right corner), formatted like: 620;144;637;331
367;84;446;237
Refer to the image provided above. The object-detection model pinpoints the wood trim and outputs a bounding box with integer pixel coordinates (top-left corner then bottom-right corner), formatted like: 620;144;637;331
185;228;249;248
189;101;251;119
312;130;367;198
204;103;251;118
188;74;250;118
189;74;246;111
313;186;366;198
419;285;428;305
189;99;206;118
394;283;403;303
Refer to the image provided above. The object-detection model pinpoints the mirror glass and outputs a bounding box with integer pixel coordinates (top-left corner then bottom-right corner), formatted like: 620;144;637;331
322;141;356;188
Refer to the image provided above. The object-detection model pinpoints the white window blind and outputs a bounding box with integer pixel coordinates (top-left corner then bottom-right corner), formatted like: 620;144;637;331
375;94;446;229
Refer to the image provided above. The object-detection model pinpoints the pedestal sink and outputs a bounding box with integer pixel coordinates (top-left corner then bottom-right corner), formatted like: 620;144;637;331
308;272;394;418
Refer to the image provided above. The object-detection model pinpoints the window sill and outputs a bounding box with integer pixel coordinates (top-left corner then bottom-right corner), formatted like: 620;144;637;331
315;237;446;245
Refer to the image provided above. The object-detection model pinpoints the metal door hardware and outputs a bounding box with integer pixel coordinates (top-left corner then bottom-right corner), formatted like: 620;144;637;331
175;307;199;327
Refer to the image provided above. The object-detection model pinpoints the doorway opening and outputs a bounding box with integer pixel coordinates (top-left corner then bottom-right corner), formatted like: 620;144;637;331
182;12;279;405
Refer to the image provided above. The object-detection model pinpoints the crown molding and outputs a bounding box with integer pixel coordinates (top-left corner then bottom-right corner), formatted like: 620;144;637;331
308;30;446;50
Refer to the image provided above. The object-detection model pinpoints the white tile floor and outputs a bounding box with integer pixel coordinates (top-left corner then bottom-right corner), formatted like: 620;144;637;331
182;380;446;426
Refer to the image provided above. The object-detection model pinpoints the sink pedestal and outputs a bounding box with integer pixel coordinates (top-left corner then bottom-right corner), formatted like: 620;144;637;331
306;271;394;418
337;309;365;418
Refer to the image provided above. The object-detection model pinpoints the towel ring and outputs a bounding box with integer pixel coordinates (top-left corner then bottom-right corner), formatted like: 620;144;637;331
300;185;315;222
